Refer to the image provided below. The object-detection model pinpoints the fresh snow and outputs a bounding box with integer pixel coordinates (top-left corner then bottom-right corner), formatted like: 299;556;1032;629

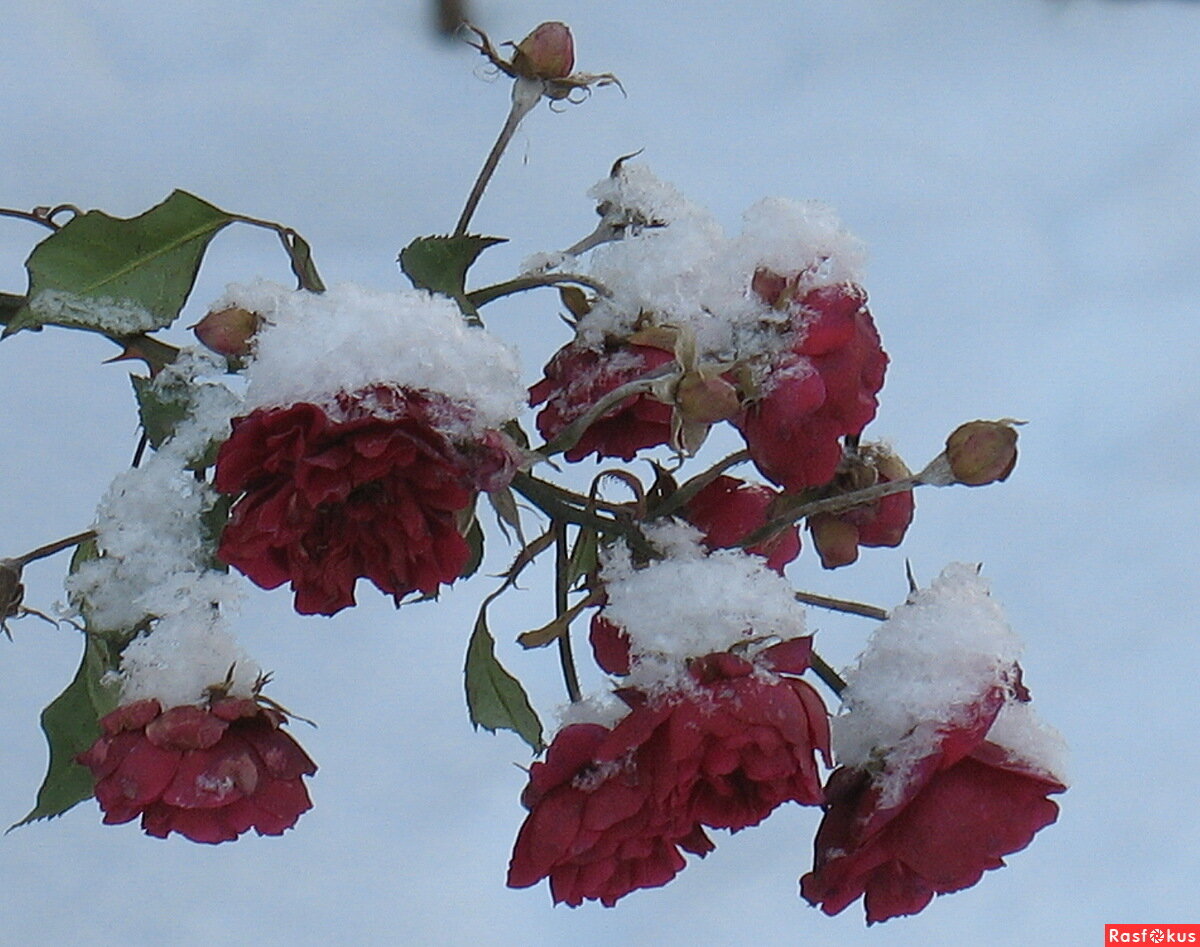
218;280;526;436
833;563;1067;804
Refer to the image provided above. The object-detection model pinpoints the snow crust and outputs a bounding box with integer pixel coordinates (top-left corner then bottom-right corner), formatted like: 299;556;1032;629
219;281;525;436
66;351;259;707
28;289;161;335
599;520;807;693
548;164;866;374
833;564;1067;803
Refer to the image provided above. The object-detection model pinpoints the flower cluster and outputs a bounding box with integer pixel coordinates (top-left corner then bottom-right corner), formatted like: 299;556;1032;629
77;697;317;844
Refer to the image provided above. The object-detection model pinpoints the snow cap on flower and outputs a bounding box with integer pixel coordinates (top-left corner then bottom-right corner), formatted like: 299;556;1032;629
598;521;806;689
834;564;1067;804
217;281;525;437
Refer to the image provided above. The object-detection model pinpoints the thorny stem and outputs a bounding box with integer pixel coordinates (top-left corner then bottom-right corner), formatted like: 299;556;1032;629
741;453;957;548
0;205;73;231
511;472;655;558
12;530;96;567
794;590;889;621
466;272;610;309
554;522;582;702
809;651;846;697
653;449;751;518
454;77;543;237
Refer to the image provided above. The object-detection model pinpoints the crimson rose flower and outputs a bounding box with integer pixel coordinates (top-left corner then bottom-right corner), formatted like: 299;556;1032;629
800;691;1065;924
509;638;830;906
529;340;674;461
76;698;317;844
737;277;888;492
215;385;516;615
682;474;801;573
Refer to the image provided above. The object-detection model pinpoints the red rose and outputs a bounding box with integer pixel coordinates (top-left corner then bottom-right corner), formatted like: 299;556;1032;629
215;385;514;615
737;281;888;492
507;722;716;907
530;341;674;461
800;693;1065;924
509;639;830;906
76;698;317;844
682;475;801;573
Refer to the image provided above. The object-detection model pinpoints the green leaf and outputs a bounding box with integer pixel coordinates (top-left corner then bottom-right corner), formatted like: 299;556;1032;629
398;234;505;320
460;515;485;581
130;374;188;452
5;190;234;338
566;527;598;590
464;610;543;752
283;230;326;293
11;637;120;829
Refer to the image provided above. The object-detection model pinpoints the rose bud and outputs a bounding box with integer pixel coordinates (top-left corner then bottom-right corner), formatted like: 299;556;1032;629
512;22;574;80
192;306;261;358
945;420;1019;486
674;371;740;425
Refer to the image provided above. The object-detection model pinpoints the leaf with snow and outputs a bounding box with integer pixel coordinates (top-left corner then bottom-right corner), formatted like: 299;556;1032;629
464;610;543;752
5;190;234;338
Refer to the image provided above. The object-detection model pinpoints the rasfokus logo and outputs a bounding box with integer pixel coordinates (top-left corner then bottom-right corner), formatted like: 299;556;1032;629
1106;926;1200;943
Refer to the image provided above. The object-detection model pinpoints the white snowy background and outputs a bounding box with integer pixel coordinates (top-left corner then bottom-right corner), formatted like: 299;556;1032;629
2;1;1198;944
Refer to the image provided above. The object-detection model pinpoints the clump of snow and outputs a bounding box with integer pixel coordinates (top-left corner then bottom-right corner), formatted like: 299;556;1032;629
66;353;259;706
29;289;160;335
599;520;807;692
115;607;260;708
556;692;629;731
217;281;525;436
550;164;868;374
146;347;243;463
833;563;1067;804
987;699;1069;785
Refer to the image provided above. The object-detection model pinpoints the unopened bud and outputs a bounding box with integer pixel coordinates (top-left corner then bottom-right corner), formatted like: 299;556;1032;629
192;307;261;358
945;420;1019;486
513;22;574;80
675;372;740;424
808;515;861;569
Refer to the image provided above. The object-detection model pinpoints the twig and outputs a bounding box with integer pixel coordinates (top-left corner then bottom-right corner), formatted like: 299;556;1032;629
12;530;96;567
794;591;888;621
554;522;582;702
466;272;610;308
454;77;544;236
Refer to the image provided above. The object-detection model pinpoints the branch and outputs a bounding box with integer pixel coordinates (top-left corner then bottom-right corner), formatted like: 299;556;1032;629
454;77;543;236
794;590;888;621
466;272;610;308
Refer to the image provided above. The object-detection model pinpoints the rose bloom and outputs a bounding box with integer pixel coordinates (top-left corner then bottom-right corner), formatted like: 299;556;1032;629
737;277;888;492
215;385;516;616
76;698;317;844
506;722;716;907
800;692;1066;924
682;474;801;573
529;340;674;461
509;638;830;906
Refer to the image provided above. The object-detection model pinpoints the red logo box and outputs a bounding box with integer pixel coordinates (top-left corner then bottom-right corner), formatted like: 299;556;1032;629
1106;926;1200;944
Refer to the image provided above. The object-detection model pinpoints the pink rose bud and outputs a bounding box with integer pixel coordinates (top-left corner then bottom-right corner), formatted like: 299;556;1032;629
513;21;575;79
192;306;261;358
675;372;740;424
945;420;1019;486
